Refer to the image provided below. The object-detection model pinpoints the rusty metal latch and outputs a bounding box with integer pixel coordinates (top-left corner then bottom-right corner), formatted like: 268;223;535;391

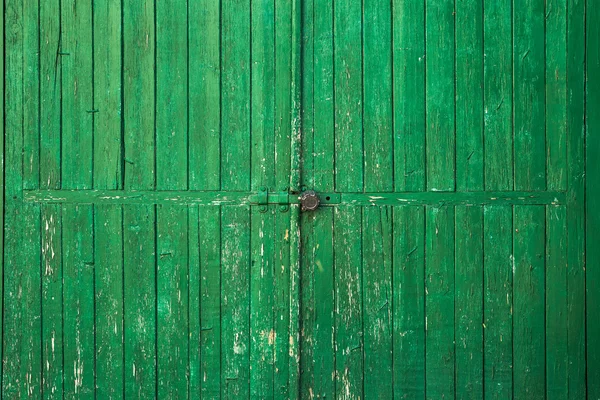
248;188;340;212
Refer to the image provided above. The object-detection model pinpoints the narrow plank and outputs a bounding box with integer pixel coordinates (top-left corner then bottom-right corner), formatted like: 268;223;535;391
586;0;600;396
513;206;545;399
250;208;275;398
425;206;455;398
189;0;221;190
221;207;251;399
483;0;513;191
93;2;124;397
301;0;315;192
188;206;201;398
275;0;292;189
514;0;546;191
299;211;316;398
122;1;157;397
455;206;483;399
546;206;568;399
61;0;95;397
334;207;363;399
39;1;63;395
546;0;567;191
273;210;292;399
393;206;425;399
425;0;455;191
456;0;483;191
199;206;221;398
334;0;363;192
393;0;426;192
363;0;393;192
566;0;586;397
221;0;251;191
0;0;4;386
363;206;393;397
483;206;513;399
23;0;40;190
94;205;124;399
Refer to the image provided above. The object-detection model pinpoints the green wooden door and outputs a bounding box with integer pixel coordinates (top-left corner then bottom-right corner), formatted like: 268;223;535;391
2;0;599;399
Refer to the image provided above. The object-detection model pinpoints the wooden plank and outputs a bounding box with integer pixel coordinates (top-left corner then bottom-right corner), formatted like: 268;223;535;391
483;206;513;399
566;0;586;397
189;0;221;190
586;0;600;396
425;206;455;398
221;0;251;191
392;206;425;399
456;0;483;191
122;1;156;397
546;0;568;191
393;0;426;192
425;0;455;191
363;206;393;396
0;0;4;386
273;210;292;400
514;0;546;191
455;206;483;399
188;206;200;398
483;0;513;191
221;207;251;399
363;0;393;192
334;207;363;399
513;206;545;399
23;0;40;190
39;1;63;395
61;0;95;396
199;206;221;397
545;206;568;399
93;2;124;397
275;0;292;189
250;208;275;398
334;0;363;192
155;2;189;397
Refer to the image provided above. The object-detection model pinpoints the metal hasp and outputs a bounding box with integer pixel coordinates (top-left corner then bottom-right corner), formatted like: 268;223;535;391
300;190;320;211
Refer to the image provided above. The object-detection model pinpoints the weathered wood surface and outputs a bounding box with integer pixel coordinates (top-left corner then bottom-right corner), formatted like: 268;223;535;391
1;0;594;399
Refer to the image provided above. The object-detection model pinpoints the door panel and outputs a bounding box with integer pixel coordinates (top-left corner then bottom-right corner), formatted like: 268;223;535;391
300;0;587;399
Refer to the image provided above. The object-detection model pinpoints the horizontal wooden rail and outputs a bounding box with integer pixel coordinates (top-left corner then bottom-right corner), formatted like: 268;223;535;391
22;190;567;206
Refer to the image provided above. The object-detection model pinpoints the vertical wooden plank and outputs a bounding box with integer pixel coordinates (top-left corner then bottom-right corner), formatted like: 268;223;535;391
334;0;363;193
0;0;4;386
483;206;513;399
221;207;250;399
39;1;63;396
425;206;455;399
221;1;251;397
393;0;426;192
23;0;40;191
545;206;568;399
455;0;483;191
61;0;95;396
275;0;292;189
363;0;393;192
189;0;221;191
221;0;250;191
93;1;124;397
199;206;221;398
483;0;513;191
393;206;425;399
425;0;455;191
250;209;275;398
334;207;363;399
123;1;156;397
566;0;586;397
187;206;200;399
586;0;600;396
273;210;291;400
513;206;545;399
546;0;567;191
454;206;483;399
514;0;546;191
156;1;189;397
363;206;393;397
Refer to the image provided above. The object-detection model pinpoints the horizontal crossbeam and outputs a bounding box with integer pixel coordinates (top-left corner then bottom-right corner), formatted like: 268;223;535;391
22;190;566;207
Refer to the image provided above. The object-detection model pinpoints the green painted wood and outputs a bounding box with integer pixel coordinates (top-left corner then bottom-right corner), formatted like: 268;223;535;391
122;1;157;398
513;206;546;399
393;206;425;399
587;0;600;396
